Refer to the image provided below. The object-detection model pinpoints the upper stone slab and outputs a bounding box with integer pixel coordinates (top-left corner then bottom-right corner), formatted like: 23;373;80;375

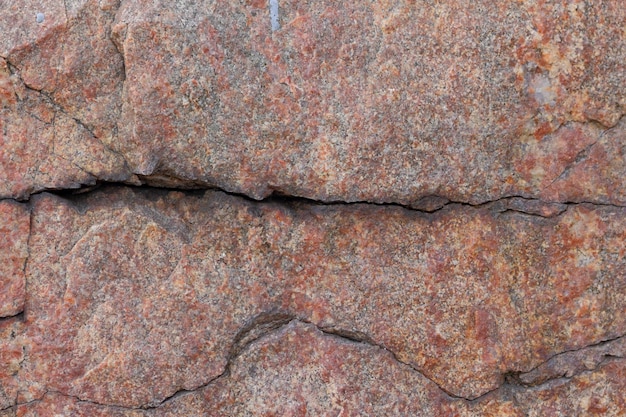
2;1;625;203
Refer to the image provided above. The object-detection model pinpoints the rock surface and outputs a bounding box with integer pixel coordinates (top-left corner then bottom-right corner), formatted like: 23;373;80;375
1;0;625;203
1;0;625;415
0;201;29;318
2;187;623;413
13;320;626;416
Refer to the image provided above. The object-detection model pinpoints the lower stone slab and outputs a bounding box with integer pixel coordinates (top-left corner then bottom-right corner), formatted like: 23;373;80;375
11;187;625;409
14;321;626;416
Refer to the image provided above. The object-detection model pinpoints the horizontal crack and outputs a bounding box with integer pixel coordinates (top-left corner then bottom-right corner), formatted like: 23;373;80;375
2;182;625;217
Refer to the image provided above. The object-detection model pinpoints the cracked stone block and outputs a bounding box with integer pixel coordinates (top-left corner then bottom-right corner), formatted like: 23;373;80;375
112;0;626;205
0;1;130;199
0;200;29;318
518;335;626;387
1;1;625;204
18;187;626;408
1;0;625;415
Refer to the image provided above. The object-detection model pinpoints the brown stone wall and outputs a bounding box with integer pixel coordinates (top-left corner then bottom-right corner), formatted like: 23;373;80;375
1;1;625;416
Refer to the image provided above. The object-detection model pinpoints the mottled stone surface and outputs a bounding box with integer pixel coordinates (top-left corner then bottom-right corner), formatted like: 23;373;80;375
13;187;626;409
512;359;626;417
518;334;626;387
13;320;626;416
0;318;23;411
2;1;625;203
156;321;454;416
0;201;29;318
0;1;131;199
17;391;145;417
156;323;626;417
1;0;625;415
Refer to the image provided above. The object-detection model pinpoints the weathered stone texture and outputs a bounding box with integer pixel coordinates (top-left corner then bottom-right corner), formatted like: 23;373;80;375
0;318;23;412
13;320;626;416
1;0;625;415
0;201;29;318
156;321;459;416
155;323;626;417
17;391;145;417
1;1;625;203
0;1;131;200
512;359;626;417
10;188;625;410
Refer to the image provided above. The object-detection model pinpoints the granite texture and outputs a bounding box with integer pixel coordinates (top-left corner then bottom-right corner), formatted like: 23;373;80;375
0;318;23;412
1;0;624;203
1;187;622;413
155;322;626;417
0;201;29;318
1;0;625;415
12;320;626;416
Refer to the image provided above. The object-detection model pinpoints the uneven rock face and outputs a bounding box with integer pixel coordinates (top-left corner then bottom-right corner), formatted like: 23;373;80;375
3;188;625;415
1;0;625;203
1;0;625;416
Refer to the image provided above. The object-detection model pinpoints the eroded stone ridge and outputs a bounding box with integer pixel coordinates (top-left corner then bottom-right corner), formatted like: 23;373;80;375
1;1;625;203
4;187;622;410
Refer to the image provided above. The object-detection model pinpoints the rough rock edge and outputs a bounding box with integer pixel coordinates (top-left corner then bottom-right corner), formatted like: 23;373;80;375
3;46;626;204
3;184;625;410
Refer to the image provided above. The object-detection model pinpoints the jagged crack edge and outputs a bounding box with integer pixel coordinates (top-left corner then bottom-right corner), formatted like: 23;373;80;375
3;182;626;219
16;319;626;411
512;332;626;386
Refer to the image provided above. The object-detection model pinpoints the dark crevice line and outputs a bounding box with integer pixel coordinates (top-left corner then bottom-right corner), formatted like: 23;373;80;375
135;322;626;407
310;320;482;401
512;355;625;394
131;319;626;407
0;311;24;322
2;181;626;218
514;332;626;384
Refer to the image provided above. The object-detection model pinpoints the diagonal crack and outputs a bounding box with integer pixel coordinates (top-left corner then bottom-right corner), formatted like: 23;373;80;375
545;139;598;190
543;114;626;193
4;56;133;177
512;333;626;387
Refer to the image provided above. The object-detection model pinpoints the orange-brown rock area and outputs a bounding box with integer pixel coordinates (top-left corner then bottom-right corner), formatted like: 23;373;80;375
1;0;625;416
